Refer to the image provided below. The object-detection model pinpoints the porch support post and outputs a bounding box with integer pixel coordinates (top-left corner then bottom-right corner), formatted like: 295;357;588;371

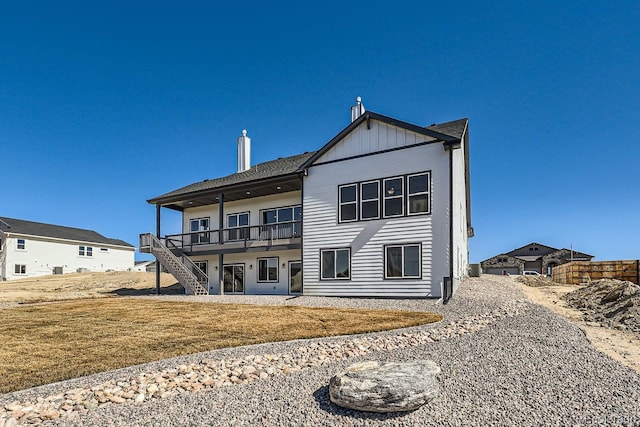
155;204;161;295
218;193;224;295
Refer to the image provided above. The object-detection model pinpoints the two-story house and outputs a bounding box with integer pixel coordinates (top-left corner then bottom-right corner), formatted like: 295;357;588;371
0;217;135;280
141;99;472;301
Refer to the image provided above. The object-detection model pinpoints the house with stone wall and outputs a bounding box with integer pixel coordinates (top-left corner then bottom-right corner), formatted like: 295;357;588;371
481;242;593;275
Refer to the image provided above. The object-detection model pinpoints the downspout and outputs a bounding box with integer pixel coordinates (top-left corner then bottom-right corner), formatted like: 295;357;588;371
299;172;305;294
445;146;454;304
155;204;161;295
443;138;461;304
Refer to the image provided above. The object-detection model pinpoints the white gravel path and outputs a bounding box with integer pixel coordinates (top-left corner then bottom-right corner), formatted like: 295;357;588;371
2;275;640;426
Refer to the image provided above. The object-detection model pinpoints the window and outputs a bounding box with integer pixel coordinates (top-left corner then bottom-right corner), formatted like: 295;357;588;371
360;181;380;220
261;206;301;238
383;177;404;217
193;261;208;284
79;246;93;256
385;244;421;278
407;172;430;214
339;184;357;222
190;218;210;244
17;239;25;250
258;257;278;282
227;212;250;241
100;248;109;252
321;248;351;280
338;171;431;223
14;264;26;275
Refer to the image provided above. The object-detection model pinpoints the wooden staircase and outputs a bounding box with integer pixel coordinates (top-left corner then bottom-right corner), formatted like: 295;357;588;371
142;233;209;295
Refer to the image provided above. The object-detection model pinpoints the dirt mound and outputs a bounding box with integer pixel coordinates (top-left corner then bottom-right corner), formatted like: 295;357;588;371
562;279;640;333
514;275;556;287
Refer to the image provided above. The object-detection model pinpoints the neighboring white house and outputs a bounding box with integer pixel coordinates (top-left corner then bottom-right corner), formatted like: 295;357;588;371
141;99;472;301
0;217;135;281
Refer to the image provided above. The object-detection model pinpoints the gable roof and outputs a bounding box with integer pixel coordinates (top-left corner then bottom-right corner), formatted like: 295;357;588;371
300;112;466;169
148;151;315;204
0;217;133;248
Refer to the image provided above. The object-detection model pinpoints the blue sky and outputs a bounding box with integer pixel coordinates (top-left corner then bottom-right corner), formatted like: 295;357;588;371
1;1;638;263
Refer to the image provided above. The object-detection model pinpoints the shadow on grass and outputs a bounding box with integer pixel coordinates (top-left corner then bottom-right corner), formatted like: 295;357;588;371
312;385;417;421
107;283;185;296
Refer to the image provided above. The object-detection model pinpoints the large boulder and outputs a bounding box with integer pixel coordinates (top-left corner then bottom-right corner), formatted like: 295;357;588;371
329;360;441;413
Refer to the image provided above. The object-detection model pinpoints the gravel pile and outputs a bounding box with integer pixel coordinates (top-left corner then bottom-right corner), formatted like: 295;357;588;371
514;275;556;287
2;275;640;426
563;279;640;333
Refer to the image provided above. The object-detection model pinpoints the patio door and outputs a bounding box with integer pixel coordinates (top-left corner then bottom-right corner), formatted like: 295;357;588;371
223;264;244;294
289;261;302;294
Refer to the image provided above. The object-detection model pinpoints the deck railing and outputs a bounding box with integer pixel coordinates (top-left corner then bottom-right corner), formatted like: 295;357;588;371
152;220;301;253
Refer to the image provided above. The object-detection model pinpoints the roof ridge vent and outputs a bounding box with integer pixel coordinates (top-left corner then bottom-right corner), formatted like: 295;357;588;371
351;96;365;122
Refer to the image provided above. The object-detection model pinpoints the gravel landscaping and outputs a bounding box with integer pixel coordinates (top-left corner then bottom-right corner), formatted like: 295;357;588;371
2;275;640;426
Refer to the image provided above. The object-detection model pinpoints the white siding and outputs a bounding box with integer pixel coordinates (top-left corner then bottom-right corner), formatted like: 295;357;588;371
451;129;470;292
316;120;438;164
303;138;450;297
190;249;301;295
1;234;134;281
182;192;301;234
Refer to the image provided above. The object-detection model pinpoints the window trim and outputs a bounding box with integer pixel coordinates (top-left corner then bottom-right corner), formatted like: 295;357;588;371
257;257;279;283
360;180;380;220
337;171;431;223
383;176;405;218
189;217;211;245
79;246;93;257
16;239;26;250
14;264;27;275
338;184;358;223
406;172;431;215
384;243;422;279
320;248;351;281
227;211;250;241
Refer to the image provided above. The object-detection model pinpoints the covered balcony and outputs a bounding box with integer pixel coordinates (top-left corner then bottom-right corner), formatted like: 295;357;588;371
140;220;301;255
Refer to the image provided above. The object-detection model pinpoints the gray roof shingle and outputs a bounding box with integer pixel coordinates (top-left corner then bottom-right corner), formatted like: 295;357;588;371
149;151;315;202
149;115;468;204
426;118;468;139
0;217;134;247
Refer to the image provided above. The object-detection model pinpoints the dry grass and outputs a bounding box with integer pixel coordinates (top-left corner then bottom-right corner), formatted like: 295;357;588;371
0;299;441;393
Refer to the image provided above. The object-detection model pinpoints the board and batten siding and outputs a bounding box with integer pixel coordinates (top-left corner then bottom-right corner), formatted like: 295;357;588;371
303;124;450;298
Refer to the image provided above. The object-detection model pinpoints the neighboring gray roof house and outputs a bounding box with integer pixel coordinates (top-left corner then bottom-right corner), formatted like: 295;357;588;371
1;217;135;281
0;217;133;247
481;242;594;275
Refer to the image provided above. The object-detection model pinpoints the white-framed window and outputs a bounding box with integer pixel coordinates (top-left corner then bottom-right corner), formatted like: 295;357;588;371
79;246;93;257
261;205;301;238
321;248;351;280
383;177;404;217
14;264;26;275
407;172;431;215
258;257;279;282
385;244;421;279
190;218;210;244
338;184;358;222
227;212;250;241
360;180;380;220
193;261;208;284
17;239;26;250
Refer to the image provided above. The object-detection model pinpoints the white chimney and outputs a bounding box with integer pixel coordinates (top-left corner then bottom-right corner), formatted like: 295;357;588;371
350;96;365;122
237;129;251;173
